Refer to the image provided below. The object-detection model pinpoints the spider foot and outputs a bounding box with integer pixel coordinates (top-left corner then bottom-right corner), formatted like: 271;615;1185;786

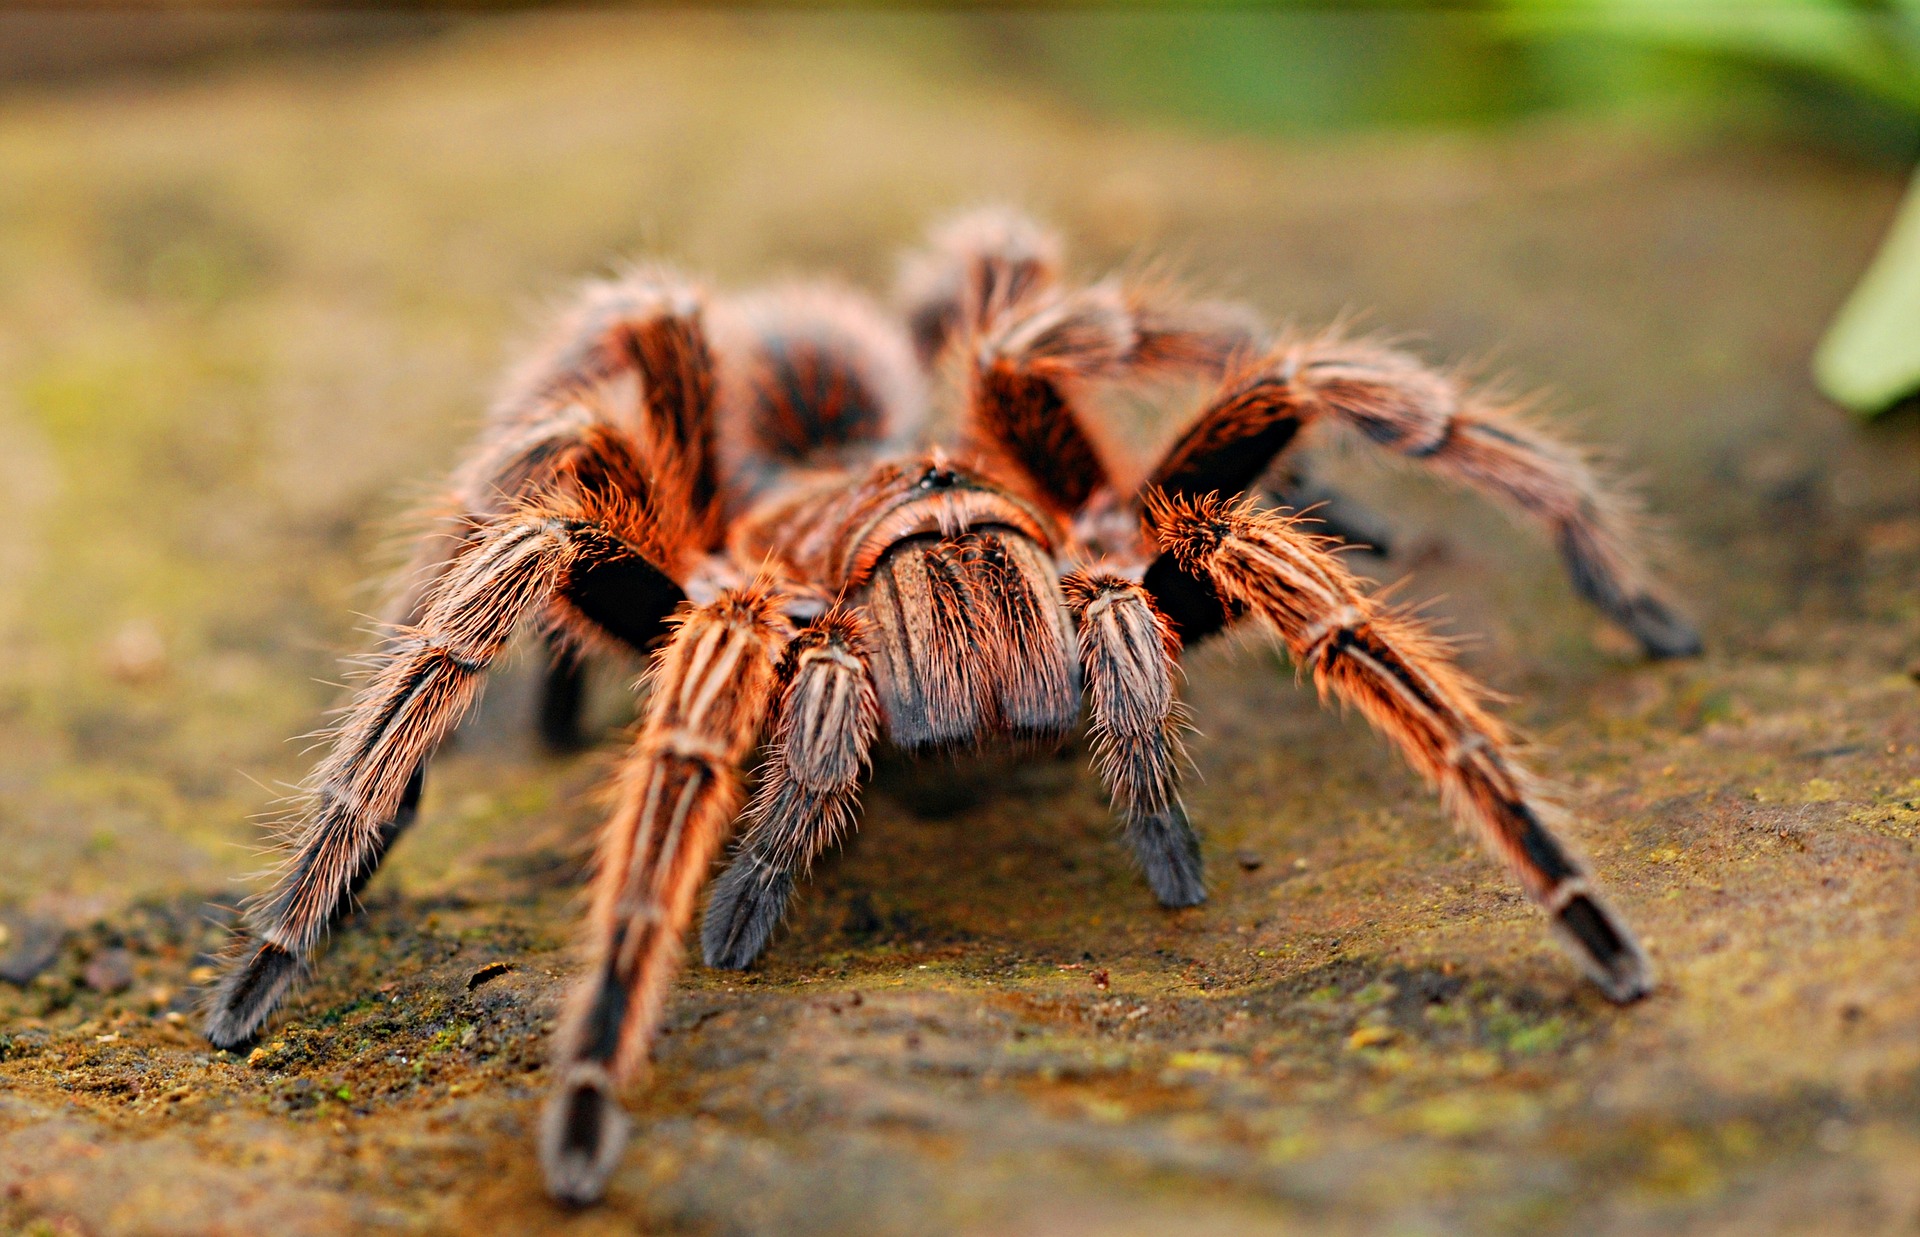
1621;595;1703;660
1131;803;1207;908
1555;892;1655;1004
540;1063;631;1206
701;861;796;971
203;938;302;1051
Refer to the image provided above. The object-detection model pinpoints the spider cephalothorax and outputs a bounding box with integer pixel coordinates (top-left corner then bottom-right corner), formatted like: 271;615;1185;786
203;208;1700;1205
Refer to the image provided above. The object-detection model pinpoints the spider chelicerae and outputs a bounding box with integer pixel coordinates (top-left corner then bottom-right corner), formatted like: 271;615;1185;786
201;208;1700;1204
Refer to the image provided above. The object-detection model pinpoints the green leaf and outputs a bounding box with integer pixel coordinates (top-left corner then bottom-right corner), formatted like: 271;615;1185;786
1816;170;1920;416
1501;0;1920;115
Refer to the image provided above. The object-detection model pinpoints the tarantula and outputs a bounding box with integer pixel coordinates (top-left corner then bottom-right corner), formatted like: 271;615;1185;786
203;209;1699;1204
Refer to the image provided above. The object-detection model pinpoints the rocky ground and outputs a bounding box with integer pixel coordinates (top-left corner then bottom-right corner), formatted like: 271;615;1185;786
1;15;1916;1236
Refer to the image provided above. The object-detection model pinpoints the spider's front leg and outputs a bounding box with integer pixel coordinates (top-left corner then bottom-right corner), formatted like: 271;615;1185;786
701;609;878;970
541;587;787;1205
203;500;686;1048
1148;492;1653;1003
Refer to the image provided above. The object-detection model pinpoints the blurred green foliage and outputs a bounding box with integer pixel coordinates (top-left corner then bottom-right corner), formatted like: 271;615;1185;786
3;3;1913;415
974;2;1918;158
975;11;1540;132
969;1;1920;414
1506;0;1920;118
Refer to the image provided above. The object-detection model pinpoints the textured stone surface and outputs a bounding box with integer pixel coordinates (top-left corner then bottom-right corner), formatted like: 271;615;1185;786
1;15;1916;1236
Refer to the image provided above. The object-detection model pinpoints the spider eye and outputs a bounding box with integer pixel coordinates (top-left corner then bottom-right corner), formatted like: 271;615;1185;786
918;466;958;490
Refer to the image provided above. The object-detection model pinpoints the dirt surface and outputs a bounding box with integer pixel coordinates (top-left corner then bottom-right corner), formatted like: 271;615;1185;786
2;15;1917;1236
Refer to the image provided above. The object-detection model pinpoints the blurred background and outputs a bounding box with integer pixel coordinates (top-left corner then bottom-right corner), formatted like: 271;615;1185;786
0;7;1916;1235
7;4;1919;157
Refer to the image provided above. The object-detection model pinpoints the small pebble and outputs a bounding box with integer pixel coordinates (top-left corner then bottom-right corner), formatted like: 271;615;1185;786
103;619;167;684
0;916;64;986
84;948;135;994
1235;850;1264;872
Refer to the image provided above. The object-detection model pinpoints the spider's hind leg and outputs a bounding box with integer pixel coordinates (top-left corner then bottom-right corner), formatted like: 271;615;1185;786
1145;336;1699;658
1281;337;1699;657
1264;458;1395;557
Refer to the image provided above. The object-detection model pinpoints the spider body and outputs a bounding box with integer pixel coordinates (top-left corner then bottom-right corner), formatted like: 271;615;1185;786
200;210;1700;1205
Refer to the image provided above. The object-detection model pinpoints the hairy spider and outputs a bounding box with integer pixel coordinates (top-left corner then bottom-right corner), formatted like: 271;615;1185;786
202;209;1700;1204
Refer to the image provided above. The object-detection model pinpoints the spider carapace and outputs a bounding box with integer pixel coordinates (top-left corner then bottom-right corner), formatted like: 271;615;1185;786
201;209;1700;1203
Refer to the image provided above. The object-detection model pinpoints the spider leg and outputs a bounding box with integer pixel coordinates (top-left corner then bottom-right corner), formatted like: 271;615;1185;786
1263;457;1395;557
903;209;1265;518
541;587;787;1205
1148;492;1653;1003
303;275;721;880
966;283;1135;513
701;609;878;970
1286;337;1699;656
320;761;429;917
538;634;590;752
497;268;722;537
203;502;687;1049
218;426;694;1031
896;206;1258;378
896;206;1063;366
715;283;927;476
1144;337;1699;658
1123;292;1266;379
964;282;1265;517
379;269;723;754
388;266;720;635
1063;571;1204;907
